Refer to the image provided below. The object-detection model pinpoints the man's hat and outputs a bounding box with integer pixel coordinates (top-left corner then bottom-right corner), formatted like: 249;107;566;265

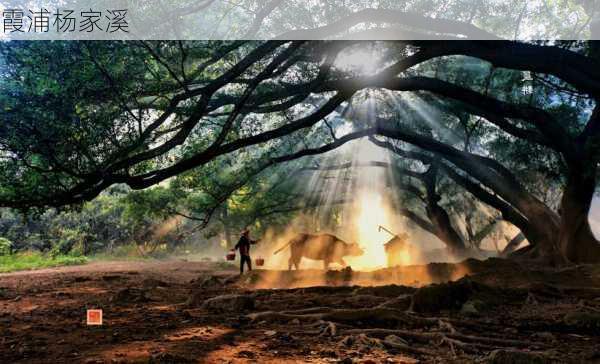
241;228;250;235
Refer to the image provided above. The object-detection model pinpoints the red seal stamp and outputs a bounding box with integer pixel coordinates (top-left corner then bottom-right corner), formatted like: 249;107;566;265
87;309;103;325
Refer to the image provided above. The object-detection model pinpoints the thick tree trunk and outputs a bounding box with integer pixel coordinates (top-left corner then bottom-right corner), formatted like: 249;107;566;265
422;165;468;254
440;160;562;262
558;167;600;263
426;202;467;254
516;201;562;261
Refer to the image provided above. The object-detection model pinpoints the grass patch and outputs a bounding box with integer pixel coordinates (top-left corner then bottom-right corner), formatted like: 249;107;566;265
0;251;88;273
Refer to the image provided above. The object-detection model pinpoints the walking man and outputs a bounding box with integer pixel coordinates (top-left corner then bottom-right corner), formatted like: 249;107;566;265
234;228;258;274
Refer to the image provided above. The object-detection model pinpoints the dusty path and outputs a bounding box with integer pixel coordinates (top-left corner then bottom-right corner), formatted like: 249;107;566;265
0;259;233;286
0;258;236;279
1;259;600;363
0;260;174;278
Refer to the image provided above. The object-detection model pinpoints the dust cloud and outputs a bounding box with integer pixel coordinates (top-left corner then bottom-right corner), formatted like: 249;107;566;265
153;216;184;241
235;210;476;289
187;136;533;288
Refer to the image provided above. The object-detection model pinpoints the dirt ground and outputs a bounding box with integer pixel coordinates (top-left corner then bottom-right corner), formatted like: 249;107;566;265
1;258;600;363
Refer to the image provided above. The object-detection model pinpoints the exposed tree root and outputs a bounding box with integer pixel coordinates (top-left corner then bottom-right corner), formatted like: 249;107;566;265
249;304;550;357
248;311;319;323
440;335;458;356
426;316;517;333
450;332;546;349
341;328;547;350
438;318;457;334
280;307;333;315
248;307;424;325
248;306;504;336
381;336;436;356
526;292;539;305
343;328;437;343
320;321;337;337
242;270;586;362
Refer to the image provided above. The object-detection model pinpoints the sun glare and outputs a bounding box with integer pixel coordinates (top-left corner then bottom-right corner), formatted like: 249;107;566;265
348;190;392;270
335;47;380;75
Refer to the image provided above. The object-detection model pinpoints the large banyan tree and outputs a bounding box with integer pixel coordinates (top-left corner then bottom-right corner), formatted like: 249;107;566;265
1;9;600;264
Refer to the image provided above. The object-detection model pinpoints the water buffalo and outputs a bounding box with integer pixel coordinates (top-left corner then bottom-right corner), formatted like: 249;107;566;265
273;233;364;270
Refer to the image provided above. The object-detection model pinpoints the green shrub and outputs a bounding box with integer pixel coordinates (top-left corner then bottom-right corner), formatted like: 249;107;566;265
50;228;87;257
91;243;147;261
0;237;12;255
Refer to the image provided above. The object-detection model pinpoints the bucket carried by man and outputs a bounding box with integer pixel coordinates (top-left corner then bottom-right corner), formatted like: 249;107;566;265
226;250;236;261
